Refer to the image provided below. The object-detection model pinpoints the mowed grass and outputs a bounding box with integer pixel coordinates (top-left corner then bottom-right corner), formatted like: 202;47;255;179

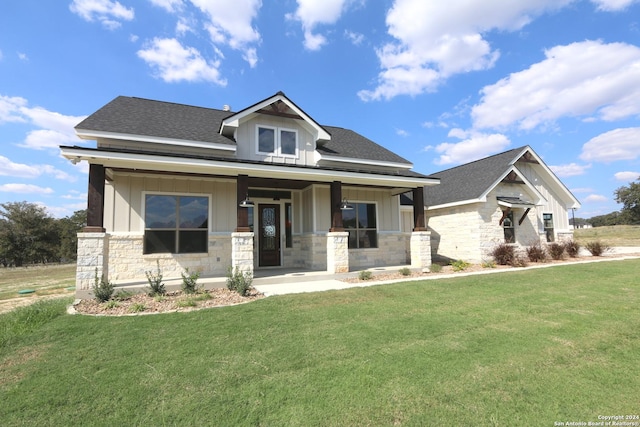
574;224;640;247
1;260;639;426
0;263;76;300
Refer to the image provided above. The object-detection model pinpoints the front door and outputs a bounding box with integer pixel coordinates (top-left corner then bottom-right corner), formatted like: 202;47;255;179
258;204;281;267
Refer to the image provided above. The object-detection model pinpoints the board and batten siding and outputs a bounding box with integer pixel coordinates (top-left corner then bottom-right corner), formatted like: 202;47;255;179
105;173;237;233
235;115;316;166
516;161;572;232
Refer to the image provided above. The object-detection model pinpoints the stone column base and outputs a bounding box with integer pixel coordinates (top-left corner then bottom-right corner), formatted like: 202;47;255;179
232;232;254;275
410;231;432;271
76;232;110;292
327;231;349;273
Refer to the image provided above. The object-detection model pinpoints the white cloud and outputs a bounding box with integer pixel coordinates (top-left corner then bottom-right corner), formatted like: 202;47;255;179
359;0;571;101
190;0;261;67
0;183;54;194
289;0;351;51
571;187;595;194
0;95;86;150
396;128;409;137
591;0;639;11
149;0;184;13
472;40;640;130
614;171;640;181
18;52;28;61
584;194;608;202
426;129;511;165
69;0;134;29
580;127;640;163
0;95;28;123
549;163;591;177
0;156;75;181
344;30;364;46
137;37;227;85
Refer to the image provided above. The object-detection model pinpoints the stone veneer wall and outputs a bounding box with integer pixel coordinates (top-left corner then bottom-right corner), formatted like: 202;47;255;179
296;233;327;270
348;232;408;270
76;232;109;291
105;233;232;283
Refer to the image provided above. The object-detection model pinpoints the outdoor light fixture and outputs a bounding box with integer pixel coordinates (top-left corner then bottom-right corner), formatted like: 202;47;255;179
239;194;254;208
339;198;353;210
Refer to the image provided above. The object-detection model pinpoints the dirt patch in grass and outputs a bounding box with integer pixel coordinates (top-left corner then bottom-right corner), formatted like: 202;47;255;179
72;287;264;316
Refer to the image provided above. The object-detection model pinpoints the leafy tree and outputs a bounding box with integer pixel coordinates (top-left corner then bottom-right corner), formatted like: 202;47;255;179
614;178;640;224
589;211;626;227
57;209;87;261
0;201;59;266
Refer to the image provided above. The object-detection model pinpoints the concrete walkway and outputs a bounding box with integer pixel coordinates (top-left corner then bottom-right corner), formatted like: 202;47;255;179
254;249;640;297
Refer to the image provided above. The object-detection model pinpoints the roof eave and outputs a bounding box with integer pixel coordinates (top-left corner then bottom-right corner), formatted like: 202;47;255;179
75;129;237;152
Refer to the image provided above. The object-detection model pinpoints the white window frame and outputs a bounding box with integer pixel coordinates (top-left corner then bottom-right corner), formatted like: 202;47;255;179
256;125;298;158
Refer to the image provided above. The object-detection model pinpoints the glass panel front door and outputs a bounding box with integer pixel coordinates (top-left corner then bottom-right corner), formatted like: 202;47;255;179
259;204;281;267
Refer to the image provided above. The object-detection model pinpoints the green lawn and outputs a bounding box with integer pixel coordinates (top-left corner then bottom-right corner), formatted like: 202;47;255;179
1;260;639;426
0;263;76;300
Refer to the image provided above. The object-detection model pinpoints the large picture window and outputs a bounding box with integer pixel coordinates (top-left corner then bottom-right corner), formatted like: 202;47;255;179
144;195;208;254
257;125;297;157
342;203;378;249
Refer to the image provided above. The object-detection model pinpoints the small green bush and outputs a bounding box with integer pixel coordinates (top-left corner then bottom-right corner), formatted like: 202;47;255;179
490;243;516;265
565;240;580;258
481;259;496;269
451;260;470;272
226;266;253;297
92;269;114;303
526;242;547;262
585;241;610;257
358;270;373;280
130;303;146;313
104;300;120;309
145;260;165;297
194;292;212;301
113;290;135;301
181;268;201;294
430;263;443;273
399;267;412;276
176;298;197;308
548;243;565;260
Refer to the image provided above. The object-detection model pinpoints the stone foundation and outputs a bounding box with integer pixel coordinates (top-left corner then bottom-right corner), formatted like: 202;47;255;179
349;232;409;270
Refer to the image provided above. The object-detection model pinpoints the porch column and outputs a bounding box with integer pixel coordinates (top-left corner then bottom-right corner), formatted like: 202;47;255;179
330;181;344;231
84;164;105;232
236;174;251;232
328;181;349;273
233;174;254;273
412;186;426;231
410;230;432;272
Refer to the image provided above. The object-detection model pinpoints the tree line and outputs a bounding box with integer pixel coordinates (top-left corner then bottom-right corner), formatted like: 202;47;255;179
0;201;86;267
573;178;640;227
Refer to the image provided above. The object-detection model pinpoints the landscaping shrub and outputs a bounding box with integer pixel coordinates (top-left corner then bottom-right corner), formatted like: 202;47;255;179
181;268;201;294
430;263;443;273
509;255;529;268
92;268;114;303
226;266;253;296
565;240;580;258
145;261;165;297
358;270;373;280
451;260;470;272
481;259;496;268
490;243;516;265
399;267;412;276
585;241;610;257
548;243;565;260
526;242;547;262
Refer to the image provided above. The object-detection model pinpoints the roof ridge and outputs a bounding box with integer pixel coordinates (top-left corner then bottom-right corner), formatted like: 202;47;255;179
431;145;528;175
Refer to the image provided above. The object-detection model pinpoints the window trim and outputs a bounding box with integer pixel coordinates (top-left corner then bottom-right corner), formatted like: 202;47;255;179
256;125;299;158
502;209;515;243
142;192;210;254
543;213;554;242
342;201;378;249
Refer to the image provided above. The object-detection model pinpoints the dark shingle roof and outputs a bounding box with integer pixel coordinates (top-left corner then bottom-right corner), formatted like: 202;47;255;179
417;147;527;207
75;96;236;146
75;96;412;165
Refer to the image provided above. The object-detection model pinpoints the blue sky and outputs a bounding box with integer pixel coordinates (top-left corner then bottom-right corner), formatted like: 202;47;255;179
1;0;640;220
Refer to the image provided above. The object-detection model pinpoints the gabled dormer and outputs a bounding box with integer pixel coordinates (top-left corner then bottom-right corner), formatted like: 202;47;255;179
220;91;331;166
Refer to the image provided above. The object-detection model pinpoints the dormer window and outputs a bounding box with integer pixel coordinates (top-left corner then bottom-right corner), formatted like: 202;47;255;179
257;125;297;157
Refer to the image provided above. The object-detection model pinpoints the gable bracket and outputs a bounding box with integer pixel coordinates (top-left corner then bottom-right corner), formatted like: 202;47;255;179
519;208;531;225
